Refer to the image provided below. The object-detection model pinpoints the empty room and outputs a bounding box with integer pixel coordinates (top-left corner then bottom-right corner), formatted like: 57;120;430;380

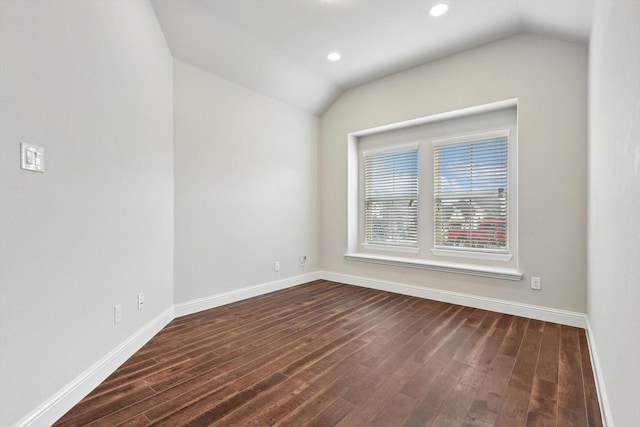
1;0;638;426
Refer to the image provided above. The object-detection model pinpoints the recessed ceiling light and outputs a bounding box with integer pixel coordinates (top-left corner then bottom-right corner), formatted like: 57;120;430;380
429;3;449;17
327;52;341;62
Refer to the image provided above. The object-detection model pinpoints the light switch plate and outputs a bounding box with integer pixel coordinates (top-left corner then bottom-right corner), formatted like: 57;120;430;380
21;142;44;172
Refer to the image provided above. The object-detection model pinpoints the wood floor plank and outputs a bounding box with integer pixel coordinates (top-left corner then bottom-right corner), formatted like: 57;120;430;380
173;284;371;359
147;285;387;393
494;319;544;426
404;359;469;427
118;414;151;427
557;325;588;427
166;373;288;427
198;291;418;426
255;295;425;425
210;337;371;427
88;355;191;399
240;294;420;425
52;281;602;427
578;329;604;427
525;378;558;427
213;297;442;426
525;322;561;427
269;301;441;425
54;386;157;427
462;316;527;427
306;397;354;427
428;312;502;426
370;393;416;427
85;369;228;426
361;310;488;426
225;292;412;391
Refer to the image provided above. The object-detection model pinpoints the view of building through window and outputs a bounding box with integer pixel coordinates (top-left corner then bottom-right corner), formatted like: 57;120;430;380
364;148;419;246
434;134;508;251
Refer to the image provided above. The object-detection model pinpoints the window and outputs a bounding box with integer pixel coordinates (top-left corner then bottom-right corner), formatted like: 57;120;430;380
346;100;520;280
363;147;418;248
433;131;509;254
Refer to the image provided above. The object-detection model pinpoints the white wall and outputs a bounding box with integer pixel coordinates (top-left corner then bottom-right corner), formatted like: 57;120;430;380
319;34;588;313
174;60;318;304
588;1;640;425
0;1;174;425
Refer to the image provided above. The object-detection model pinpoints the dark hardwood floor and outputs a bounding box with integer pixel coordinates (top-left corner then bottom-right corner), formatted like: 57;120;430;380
53;280;602;427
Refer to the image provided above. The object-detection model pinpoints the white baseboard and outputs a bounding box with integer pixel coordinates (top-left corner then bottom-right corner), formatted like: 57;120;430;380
585;318;613;427
15;307;174;427
319;271;587;328
174;272;322;318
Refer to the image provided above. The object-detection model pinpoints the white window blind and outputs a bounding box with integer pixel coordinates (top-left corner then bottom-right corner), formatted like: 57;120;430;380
364;148;418;246
433;132;509;252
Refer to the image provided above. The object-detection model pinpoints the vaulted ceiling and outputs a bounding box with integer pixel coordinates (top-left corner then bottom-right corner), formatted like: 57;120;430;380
151;0;592;116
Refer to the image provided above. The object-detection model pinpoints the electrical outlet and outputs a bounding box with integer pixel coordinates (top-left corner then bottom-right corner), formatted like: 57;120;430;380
137;292;144;311
531;276;541;290
299;255;307;266
114;304;122;324
20;142;44;172
274;261;280;272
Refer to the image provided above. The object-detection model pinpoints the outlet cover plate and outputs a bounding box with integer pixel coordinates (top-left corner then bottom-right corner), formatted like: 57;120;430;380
114;304;123;324
21;142;44;172
137;292;144;311
531;276;541;290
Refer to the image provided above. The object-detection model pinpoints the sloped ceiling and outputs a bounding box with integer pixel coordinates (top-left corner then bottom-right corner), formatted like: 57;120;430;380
151;0;592;116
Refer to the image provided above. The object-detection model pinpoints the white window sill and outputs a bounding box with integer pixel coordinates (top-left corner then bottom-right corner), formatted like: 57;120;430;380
344;252;522;281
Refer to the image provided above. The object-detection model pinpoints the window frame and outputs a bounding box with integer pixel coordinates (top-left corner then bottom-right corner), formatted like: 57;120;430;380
345;99;521;281
360;143;420;252
430;129;513;262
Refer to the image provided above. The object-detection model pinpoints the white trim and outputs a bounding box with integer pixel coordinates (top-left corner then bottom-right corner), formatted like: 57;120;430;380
174;272;322;317
15;307;174;427
319;271;586;328
344;252;522;281
431;248;513;262
585;318;613;427
347;133;359;253
349;98;518;138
